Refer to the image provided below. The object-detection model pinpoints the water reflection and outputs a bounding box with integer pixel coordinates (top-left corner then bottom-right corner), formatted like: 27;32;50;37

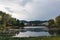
14;26;54;37
15;31;50;37
20;28;48;32
14;26;60;37
48;29;60;35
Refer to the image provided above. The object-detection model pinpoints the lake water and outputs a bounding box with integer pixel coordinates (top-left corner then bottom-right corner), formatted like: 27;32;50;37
13;26;54;37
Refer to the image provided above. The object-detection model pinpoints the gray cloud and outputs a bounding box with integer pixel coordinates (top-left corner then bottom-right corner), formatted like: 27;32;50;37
19;0;32;6
0;0;60;21
30;0;60;20
5;7;14;13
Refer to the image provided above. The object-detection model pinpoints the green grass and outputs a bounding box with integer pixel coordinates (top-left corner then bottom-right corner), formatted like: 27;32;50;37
20;36;60;40
0;36;60;40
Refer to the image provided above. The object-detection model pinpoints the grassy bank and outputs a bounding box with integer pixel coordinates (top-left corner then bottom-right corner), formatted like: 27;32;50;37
20;36;60;40
0;36;60;40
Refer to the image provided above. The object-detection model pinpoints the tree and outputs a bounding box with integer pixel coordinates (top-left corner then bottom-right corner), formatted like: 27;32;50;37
16;19;20;29
55;15;60;27
55;15;60;34
9;18;16;25
20;22;24;29
48;19;55;28
16;20;20;26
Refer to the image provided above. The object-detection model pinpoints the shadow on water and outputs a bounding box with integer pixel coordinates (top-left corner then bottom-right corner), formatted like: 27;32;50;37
20;28;48;32
48;29;60;36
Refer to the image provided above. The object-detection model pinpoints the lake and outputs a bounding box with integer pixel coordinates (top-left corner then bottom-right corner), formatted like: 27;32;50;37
13;26;55;37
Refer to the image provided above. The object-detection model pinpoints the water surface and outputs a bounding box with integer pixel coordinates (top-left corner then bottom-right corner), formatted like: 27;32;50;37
14;26;52;37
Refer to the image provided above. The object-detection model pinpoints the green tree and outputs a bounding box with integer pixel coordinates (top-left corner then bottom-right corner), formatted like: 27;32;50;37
48;19;55;28
55;15;60;27
55;15;60;34
20;22;24;29
16;20;20;26
9;18;16;25
16;19;20;29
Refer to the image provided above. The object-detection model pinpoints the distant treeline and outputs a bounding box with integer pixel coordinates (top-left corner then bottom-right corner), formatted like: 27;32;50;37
20;20;48;26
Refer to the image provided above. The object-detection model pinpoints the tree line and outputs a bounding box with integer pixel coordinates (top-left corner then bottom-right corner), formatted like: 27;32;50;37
48;15;60;28
0;11;24;32
48;15;60;35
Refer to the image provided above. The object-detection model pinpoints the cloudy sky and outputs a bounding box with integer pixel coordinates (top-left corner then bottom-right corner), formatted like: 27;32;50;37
0;0;60;21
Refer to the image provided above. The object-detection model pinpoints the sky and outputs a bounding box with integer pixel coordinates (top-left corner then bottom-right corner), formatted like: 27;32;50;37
0;0;60;21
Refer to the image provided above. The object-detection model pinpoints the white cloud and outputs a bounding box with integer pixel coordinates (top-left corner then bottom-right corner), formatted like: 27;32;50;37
0;0;60;20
